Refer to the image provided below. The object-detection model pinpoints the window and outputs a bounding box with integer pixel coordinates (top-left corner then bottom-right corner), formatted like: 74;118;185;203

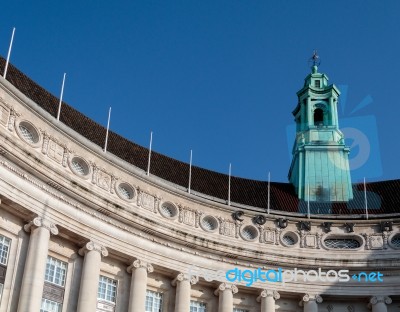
117;183;135;200
0;235;11;265
45;257;67;287
313;108;324;126
159;202;178;218
40;298;62;312
190;301;206;312
324;238;361;249
18;121;40;144
234;309;248;312
200;215;218;232
315;80;321;88
145;290;163;312
70;157;89;176
98;276;117;303
241;225;258;240
391;234;400;247
282;234;296;245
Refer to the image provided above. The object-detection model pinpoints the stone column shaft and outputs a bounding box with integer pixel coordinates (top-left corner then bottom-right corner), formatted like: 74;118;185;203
300;100;306;131
257;289;280;312
300;294;323;312
304;301;318;312
172;273;198;312
369;296;392;312
127;260;154;312
307;97;313;127
17;218;58;312
214;283;238;312
77;242;108;312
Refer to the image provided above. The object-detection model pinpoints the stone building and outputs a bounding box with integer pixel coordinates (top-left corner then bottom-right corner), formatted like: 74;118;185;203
0;55;399;312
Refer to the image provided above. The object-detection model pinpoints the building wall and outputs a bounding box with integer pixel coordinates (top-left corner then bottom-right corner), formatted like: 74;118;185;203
0;76;399;311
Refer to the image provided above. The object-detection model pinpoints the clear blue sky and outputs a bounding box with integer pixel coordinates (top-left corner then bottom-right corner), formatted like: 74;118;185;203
1;1;399;183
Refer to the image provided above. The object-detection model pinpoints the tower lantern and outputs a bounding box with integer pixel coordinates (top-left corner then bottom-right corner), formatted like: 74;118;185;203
288;52;353;202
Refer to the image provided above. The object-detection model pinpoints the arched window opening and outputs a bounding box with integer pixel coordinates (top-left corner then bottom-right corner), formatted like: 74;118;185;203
314;108;324;126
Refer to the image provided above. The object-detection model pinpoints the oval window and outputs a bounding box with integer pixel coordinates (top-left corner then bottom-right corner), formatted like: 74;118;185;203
200;215;218;232
159;202;178;219
70;157;90;176
18;121;40;144
324;238;360;249
390;234;400;248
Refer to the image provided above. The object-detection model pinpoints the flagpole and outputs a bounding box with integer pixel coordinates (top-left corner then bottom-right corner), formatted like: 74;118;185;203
228;163;231;206
57;73;66;121
188;149;192;194
364;177;368;220
103;107;111;152
307;183;310;219
147;131;153;176
267;171;270;214
3;27;16;79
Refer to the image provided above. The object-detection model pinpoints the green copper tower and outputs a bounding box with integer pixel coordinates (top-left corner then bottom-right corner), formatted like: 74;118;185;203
288;52;353;202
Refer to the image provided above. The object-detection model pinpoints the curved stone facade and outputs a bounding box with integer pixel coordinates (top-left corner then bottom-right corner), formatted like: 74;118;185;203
0;63;399;311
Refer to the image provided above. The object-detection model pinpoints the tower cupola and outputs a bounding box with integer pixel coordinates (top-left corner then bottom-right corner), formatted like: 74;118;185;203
288;52;353;202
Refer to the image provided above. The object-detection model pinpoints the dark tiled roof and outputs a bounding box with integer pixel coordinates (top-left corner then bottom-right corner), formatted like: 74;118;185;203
1;57;399;215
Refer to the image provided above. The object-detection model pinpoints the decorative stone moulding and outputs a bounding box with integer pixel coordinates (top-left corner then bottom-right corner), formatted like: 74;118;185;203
127;259;154;274
200;215;219;232
388;232;400;249
68;155;91;178
115;182;136;201
24;217;59;235
322;222;333;232
253;215;267;225
15;120;41;147
78;241;108;257
0;100;10;127
232;210;244;222
280;231;299;247
7;107;19;132
158;201;178;219
276;218;288;229
321;234;364;250
240;225;259;241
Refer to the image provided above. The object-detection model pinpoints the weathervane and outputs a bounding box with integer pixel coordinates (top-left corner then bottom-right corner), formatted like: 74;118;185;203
308;50;321;69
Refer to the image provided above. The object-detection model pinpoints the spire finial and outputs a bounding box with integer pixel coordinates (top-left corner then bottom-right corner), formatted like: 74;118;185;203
308;50;321;73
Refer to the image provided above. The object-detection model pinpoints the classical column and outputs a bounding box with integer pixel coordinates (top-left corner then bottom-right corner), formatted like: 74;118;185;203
76;241;108;312
17;217;58;312
369;296;392;312
127;259;154;312
257;289;280;312
171;273;199;312
214;283;238;312
307;97;313;127
299;294;323;312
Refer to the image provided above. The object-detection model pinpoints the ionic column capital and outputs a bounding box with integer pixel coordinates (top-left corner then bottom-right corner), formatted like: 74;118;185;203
24;217;58;235
127;259;154;274
257;289;280;302
214;283;238;296
171;272;199;286
78;241;108;257
369;296;392;307
299;294;323;306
